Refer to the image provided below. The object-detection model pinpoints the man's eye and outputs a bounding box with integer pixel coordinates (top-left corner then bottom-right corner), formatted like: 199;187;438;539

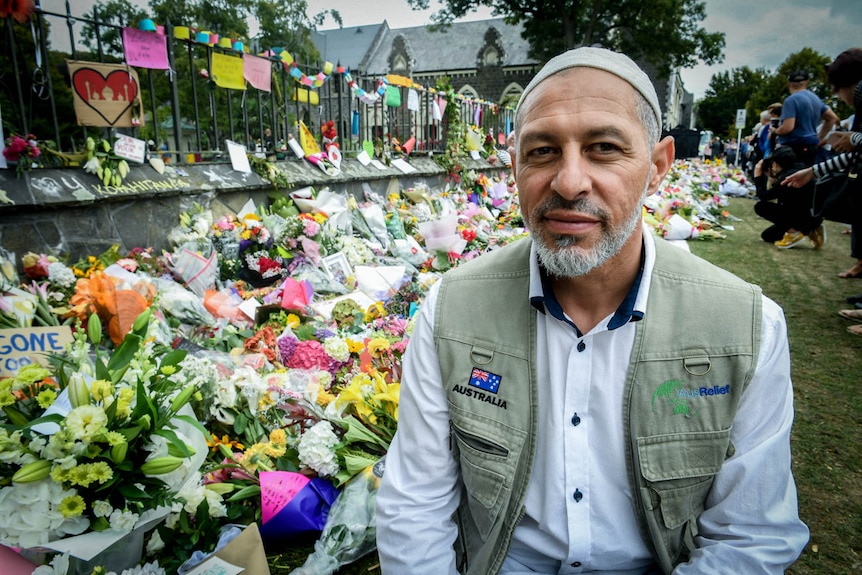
593;142;620;153
529;146;554;156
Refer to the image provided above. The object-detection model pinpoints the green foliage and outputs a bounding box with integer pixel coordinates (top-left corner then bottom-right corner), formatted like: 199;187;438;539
696;47;838;137
80;0;149;56
413;0;725;74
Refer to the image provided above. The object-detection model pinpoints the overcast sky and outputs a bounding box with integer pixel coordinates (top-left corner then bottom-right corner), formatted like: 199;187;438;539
46;0;861;100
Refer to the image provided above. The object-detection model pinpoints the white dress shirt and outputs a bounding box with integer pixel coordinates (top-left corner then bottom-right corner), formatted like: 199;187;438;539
376;230;808;574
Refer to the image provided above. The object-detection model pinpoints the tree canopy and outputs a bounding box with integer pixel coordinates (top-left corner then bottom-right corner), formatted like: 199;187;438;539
408;0;725;75
695;47;839;138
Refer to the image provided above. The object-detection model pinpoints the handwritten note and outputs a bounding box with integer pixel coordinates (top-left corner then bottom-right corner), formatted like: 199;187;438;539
113;134;147;164
260;471;310;523
122;27;169;70
183;557;244;575
0;326;74;377
212;52;246;90
243;54;272;92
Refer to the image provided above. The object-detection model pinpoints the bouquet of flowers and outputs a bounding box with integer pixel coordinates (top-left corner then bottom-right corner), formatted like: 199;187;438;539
3;133;41;176
0;311;208;571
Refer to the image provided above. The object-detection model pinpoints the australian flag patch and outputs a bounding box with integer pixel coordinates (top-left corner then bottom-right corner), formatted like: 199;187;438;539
468;367;502;394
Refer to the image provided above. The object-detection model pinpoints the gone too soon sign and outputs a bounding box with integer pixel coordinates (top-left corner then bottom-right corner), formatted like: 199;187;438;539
0;326;74;376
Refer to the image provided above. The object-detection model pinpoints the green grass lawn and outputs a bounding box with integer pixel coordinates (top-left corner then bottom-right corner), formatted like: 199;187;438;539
271;197;862;574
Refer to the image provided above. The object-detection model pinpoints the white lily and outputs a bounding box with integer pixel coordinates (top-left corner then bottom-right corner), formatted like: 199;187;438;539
83;156;101;175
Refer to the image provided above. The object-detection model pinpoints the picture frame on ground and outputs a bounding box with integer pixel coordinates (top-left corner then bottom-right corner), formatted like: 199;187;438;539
322;252;353;284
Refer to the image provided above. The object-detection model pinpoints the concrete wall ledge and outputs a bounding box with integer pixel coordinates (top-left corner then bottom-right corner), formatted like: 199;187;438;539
0;155;505;266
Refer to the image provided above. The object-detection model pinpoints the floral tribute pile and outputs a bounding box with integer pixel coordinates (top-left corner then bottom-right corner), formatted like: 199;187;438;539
0;159;746;575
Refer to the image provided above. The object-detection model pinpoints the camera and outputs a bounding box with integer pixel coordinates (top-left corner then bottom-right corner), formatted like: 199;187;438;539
770;118;780;128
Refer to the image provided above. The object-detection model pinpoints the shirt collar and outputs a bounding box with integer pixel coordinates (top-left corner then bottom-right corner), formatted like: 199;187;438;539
529;224;656;335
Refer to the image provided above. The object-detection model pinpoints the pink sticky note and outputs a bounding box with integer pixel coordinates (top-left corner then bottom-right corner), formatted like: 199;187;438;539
243;54;272;92
260;471;310;524
122;27;170;70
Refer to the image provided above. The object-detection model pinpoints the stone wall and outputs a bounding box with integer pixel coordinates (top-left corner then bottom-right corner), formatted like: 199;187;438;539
0;155;504;269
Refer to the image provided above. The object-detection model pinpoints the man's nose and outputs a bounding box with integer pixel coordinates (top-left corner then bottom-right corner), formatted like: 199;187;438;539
550;149;590;201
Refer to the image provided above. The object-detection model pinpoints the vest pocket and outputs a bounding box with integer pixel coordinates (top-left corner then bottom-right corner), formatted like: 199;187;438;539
637;429;730;529
451;423;510;538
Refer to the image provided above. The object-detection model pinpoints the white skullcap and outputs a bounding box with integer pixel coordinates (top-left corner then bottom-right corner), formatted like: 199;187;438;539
516;46;662;128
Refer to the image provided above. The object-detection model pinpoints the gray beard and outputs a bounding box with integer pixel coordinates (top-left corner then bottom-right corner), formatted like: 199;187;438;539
529;187;648;278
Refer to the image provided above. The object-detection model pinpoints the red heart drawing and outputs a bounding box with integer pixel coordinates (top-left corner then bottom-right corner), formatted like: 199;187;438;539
72;68;139;126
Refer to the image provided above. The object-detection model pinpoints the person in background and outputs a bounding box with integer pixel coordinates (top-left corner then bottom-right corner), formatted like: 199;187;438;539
755;110;773;162
772;69;839;166
753;145;825;249
376;46;808;574
709;135;723;161
783;48;862;296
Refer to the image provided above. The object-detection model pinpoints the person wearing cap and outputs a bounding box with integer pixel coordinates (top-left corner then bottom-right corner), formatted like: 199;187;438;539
376;46;808;574
772;69;839;166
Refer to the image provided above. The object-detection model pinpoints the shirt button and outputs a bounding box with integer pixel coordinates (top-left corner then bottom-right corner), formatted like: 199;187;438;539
577;340;586;352
571;562;582;568
573;488;583;502
571;412;581;426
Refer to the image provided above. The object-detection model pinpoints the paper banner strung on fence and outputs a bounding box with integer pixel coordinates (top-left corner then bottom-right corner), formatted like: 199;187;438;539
343;70;388;105
243;53;272;92
67;60;144;128
212;51;246;90
122;27;169;70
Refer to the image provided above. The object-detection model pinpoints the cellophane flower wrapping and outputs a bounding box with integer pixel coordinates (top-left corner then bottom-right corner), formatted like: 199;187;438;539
289;458;384;575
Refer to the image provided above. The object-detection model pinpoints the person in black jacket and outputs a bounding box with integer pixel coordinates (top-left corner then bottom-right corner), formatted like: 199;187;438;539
754;145;825;248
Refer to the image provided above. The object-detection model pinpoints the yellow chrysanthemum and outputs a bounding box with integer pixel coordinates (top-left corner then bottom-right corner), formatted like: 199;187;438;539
103;431;125;446
346;339;364;354
51;466;71;483
317;388;336;407
160;365;177;376
264;442;286;458
58;494;86;518
36;388;58;409
0;382;15;409
286;313;301;329
269;428;287;446
90;461;113;484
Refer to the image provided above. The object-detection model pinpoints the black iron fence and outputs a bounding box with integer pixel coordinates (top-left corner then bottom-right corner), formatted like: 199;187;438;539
1;5;514;165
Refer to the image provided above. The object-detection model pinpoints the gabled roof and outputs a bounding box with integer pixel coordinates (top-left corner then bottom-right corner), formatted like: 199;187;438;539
316;18;537;75
311;23;387;71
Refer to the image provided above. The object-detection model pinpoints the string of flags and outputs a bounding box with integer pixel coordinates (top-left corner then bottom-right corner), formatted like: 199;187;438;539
130;18;512;113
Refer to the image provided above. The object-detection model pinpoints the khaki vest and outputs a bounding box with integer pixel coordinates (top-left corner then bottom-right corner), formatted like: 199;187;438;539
435;237;762;574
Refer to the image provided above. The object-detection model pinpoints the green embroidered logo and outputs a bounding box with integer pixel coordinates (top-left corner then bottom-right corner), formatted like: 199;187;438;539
651;379;697;417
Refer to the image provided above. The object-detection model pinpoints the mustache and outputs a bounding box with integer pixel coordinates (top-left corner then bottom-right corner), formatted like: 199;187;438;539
532;194;610;222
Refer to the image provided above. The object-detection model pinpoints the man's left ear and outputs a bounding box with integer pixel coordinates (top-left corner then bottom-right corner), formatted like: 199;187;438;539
649;136;675;192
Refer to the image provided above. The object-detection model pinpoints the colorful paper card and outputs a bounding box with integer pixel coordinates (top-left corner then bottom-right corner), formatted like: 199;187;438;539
258;471;339;551
212;52;246;90
243;54;272;92
122;27;169;70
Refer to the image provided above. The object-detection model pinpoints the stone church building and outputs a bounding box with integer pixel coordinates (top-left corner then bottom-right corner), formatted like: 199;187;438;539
312;18;697;134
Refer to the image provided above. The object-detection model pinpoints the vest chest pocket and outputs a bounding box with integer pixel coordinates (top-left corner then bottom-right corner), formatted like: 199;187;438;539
637;429;730;529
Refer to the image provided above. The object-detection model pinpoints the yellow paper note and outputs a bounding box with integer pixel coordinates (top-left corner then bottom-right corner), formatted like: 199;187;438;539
212;52;246;90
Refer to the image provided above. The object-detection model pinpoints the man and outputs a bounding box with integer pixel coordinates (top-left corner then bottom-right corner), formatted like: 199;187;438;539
376;47;808;574
753;145;824;249
772;69;839;166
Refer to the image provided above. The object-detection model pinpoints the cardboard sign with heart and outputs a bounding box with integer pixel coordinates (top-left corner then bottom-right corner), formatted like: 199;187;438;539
67;60;144;128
